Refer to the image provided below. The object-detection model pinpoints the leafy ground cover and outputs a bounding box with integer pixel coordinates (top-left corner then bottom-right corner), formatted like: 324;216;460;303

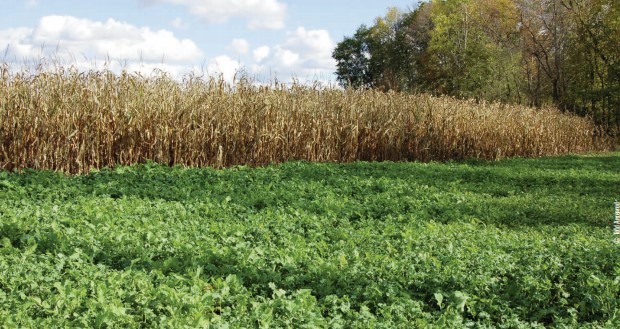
1;153;619;328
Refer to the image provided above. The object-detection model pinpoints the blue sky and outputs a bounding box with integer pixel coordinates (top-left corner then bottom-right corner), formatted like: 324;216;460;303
1;0;419;83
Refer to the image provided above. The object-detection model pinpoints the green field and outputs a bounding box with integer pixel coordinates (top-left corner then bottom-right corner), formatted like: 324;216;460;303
1;153;619;328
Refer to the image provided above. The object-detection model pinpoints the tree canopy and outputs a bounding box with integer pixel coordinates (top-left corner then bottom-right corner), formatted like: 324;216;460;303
333;0;620;133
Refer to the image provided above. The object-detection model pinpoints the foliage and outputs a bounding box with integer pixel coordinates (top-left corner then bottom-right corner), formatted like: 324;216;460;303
333;0;620;133
333;6;432;92
333;25;373;89
1;153;620;327
425;0;523;101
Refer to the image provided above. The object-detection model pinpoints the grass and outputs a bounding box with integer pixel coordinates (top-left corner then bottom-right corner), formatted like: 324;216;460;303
0;66;611;174
1;153;619;327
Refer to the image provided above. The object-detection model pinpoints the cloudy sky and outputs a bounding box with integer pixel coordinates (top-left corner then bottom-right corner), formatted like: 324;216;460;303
1;0;418;83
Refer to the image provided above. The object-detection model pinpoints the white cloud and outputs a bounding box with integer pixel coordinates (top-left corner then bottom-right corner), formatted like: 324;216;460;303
28;16;203;62
250;26;336;83
0;14;337;84
171;17;188;30
253;46;270;62
273;47;299;67
281;27;336;70
207;55;241;82
0;15;204;79
201;26;337;84
0;28;34;58
229;38;249;55
146;0;287;30
25;0;38;7
0;15;202;62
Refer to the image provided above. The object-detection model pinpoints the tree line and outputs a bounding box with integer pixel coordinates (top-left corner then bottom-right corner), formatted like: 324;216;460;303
333;0;620;133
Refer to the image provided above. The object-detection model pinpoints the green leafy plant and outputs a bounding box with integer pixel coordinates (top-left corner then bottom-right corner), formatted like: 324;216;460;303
0;153;619;327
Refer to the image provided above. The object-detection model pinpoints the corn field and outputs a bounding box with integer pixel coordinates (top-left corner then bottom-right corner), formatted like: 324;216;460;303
0;66;610;174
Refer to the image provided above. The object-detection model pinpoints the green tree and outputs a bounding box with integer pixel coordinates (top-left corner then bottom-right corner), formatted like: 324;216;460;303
333;6;433;92
368;7;418;91
424;0;522;101
517;0;572;107
333;0;620;134
517;0;620;131
561;0;620;130
332;25;373;89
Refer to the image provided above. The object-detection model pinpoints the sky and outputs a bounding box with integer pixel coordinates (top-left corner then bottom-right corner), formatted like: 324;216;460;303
0;0;419;83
